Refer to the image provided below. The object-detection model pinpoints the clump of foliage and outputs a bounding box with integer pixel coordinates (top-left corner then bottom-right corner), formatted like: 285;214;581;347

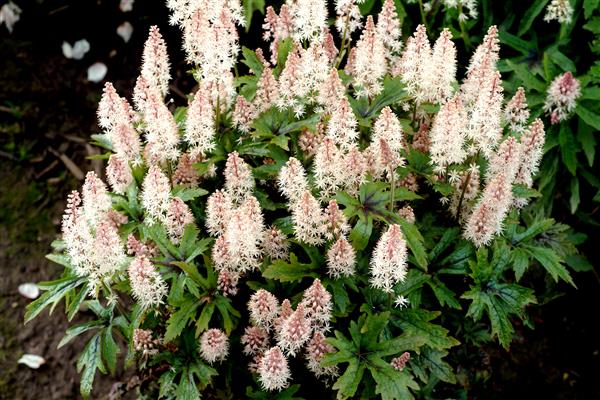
25;0;592;398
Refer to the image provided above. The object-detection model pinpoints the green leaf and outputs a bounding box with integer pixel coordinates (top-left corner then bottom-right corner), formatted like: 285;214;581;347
546;47;576;73
196;302;215;335
90;133;114;151
242;0;265;30
214;295;240;334
463;282;536;348
77;333;104;398
584;0;600;18
172;187;209;202
241;46;264;75
365;76;409;118
499;30;531;54
392;309;459;351
511;217;554;243
270;134;289;150
246;384;303;400
369;331;427;357
570;177;580;214
583;16;600;33
428;227;460;262
559;124;578;175
45;253;72;269
332;358;365;399
328;278;354;314
172;261;210;290
158;370;176;399
58;320;104;349
566;254;593;272
581;86;600;101
512;184;542;199
576;105;600;130
176;368;200;400
517;0;550;36
102;328;119;376
360;312;389;347
349;217;373;251
414;347;456;384
427;278;461;309
523;245;575;286
506;60;547;92
397;219;428;271
511;248;530;281
66;284;91;321
25;276;86;323
577;120;596;166
275;38;294;75
262;253;319;282
164;297;200;342
463;289;511;347
368;357;418;400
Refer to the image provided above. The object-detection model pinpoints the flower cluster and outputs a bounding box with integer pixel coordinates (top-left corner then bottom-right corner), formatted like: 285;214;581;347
543;71;581;124
47;1;556;397
245;280;336;390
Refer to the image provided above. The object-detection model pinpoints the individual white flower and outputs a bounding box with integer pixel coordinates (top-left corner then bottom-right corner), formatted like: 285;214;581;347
394;295;410;308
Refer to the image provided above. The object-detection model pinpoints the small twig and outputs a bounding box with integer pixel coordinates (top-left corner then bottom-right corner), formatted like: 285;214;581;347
48;147;85;180
48;5;69;15
0;150;18;161
59;133;87;144
455;170;472;222
85;144;103;177
35;159;60;179
169;84;188;101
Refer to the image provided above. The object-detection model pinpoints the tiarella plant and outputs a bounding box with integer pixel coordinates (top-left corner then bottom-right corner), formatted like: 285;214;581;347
25;0;587;398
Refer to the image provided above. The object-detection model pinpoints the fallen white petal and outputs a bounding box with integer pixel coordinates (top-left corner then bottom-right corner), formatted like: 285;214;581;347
119;0;134;12
0;1;22;33
18;283;40;299
18;354;46;369
71;39;90;60
117;21;133;43
62;41;73;59
62;39;90;60
87;62;107;83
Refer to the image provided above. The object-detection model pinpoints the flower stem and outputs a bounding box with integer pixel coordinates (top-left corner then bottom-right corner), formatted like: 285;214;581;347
390;169;396;213
417;0;428;29
335;12;352;69
458;2;472;50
